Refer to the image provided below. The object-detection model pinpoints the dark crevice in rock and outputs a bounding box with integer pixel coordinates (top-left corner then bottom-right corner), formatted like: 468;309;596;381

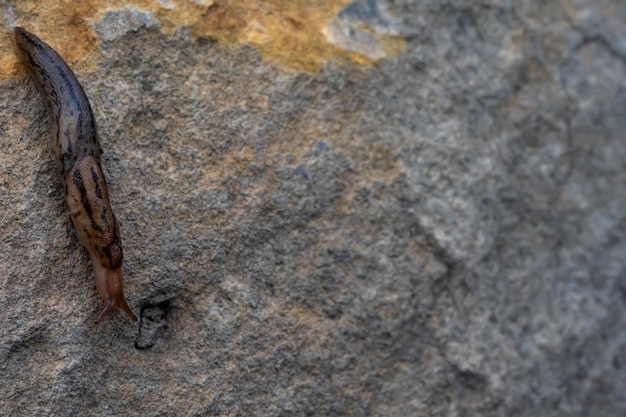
135;299;172;350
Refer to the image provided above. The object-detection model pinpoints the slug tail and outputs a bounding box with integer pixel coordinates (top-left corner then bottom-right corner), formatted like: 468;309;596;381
94;296;137;323
95;301;116;324
118;297;138;322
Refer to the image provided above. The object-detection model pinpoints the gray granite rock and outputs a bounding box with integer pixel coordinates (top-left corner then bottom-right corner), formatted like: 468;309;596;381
0;0;624;416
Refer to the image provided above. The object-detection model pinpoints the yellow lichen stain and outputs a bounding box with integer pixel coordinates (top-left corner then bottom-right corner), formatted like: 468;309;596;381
0;0;404;78
0;0;101;77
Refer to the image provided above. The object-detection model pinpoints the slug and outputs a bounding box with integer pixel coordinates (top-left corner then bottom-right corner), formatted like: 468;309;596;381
12;26;137;323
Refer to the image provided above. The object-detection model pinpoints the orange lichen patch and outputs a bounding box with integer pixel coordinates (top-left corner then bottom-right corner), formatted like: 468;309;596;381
0;0;404;78
217;1;354;72
0;0;101;77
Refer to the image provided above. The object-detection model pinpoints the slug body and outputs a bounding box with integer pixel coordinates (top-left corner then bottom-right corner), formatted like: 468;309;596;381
13;27;136;323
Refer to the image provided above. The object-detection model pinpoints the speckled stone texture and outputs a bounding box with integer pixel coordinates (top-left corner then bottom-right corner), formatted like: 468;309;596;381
0;1;625;416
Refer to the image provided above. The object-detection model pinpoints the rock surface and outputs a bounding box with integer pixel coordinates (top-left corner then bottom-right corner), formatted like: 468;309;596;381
0;0;625;416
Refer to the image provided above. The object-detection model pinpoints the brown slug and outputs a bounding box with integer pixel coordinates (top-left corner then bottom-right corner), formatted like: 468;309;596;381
12;26;137;323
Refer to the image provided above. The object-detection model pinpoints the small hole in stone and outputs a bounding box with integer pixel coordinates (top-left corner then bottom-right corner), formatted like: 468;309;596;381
135;299;172;350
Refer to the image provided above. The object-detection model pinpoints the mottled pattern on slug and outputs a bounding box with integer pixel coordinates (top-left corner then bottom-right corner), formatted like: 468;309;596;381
67;158;123;270
13;27;136;323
